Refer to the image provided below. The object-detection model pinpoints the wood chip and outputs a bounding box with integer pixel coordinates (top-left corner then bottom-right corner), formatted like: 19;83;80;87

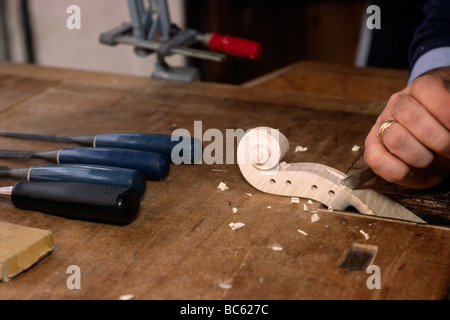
118;294;134;300
232;207;238;213
271;244;283;251
217;182;229;191
303;204;309;211
297;229;308;236
295;146;308;153
352;145;361;152
307;199;314;205
246;193;253;197
291;197;300;203
229;222;245;231
267;206;272;209
311;213;320;222
360;230;370;240
218;280;233;289
328;206;334;212
279;161;290;169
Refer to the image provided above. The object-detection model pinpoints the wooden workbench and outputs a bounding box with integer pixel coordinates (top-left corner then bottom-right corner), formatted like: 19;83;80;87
0;61;448;301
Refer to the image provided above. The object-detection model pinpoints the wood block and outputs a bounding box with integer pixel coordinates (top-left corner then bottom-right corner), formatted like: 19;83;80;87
0;221;53;282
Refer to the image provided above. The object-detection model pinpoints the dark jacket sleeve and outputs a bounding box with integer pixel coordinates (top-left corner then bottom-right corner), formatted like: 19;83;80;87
409;0;450;69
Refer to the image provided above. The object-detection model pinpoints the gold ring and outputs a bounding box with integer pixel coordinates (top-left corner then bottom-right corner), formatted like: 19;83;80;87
378;120;396;143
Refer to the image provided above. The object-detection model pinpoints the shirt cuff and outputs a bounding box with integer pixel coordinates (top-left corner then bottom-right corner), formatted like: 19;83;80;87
408;47;450;84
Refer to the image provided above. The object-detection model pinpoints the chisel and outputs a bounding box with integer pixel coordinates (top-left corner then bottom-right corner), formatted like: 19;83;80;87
340;167;377;189
0;164;147;196
0;147;169;180
0;181;140;225
0;131;202;164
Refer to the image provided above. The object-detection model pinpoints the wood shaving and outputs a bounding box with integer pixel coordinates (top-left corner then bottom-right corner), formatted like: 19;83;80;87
291;197;300;203
279;161;290;169
303;204;309;211
267;206;272;209
297;229;308;236
307;199;314;205
229;222;245;231
232;207;238;213
212;169;228;172
271;244;283;251
218;280;233;289
246;193;253;197
360;229;370;240
217;182;229;191
118;294;134;300
311;213;320;222
352;145;361;152
295;146;308;153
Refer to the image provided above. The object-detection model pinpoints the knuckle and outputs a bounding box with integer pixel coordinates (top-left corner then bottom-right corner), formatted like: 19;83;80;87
384;128;407;151
387;92;403;108
410;75;428;96
390;95;417;123
411;76;450;130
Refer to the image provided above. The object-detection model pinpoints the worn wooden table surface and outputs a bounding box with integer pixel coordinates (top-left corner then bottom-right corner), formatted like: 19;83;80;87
0;61;448;300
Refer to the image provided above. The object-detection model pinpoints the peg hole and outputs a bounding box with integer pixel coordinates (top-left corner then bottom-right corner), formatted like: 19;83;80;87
311;185;318;191
328;190;335;197
285;180;292;186
269;179;276;185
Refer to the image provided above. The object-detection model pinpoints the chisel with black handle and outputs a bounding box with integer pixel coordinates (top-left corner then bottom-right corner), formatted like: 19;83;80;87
0;131;202;164
0;164;147;196
0;147;169;180
0;181;140;225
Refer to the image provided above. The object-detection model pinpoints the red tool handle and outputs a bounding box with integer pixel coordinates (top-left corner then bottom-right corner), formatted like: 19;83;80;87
208;33;262;60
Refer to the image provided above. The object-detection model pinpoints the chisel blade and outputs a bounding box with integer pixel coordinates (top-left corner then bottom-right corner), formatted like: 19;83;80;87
0;131;74;143
0;150;37;160
341;167;377;190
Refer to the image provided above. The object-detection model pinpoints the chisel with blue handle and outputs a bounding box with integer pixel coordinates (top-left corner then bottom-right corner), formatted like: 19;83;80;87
0;164;147;196
0;147;169;180
0;131;202;164
0;181;140;225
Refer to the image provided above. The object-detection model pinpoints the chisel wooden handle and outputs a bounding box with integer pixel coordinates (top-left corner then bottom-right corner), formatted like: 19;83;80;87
58;148;170;180
10;181;140;225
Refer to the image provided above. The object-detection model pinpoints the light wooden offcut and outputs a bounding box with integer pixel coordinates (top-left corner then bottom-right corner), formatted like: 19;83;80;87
0;221;53;282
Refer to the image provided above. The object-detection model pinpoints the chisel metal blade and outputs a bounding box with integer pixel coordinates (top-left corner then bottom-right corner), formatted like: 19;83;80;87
0;150;38;160
341;167;377;190
0;130;75;143
0;149;58;162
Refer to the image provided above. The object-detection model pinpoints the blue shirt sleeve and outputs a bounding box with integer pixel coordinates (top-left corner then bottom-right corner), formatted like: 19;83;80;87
408;0;450;81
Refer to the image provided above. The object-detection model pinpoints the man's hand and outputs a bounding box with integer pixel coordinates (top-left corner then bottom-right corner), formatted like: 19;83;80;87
364;68;450;189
